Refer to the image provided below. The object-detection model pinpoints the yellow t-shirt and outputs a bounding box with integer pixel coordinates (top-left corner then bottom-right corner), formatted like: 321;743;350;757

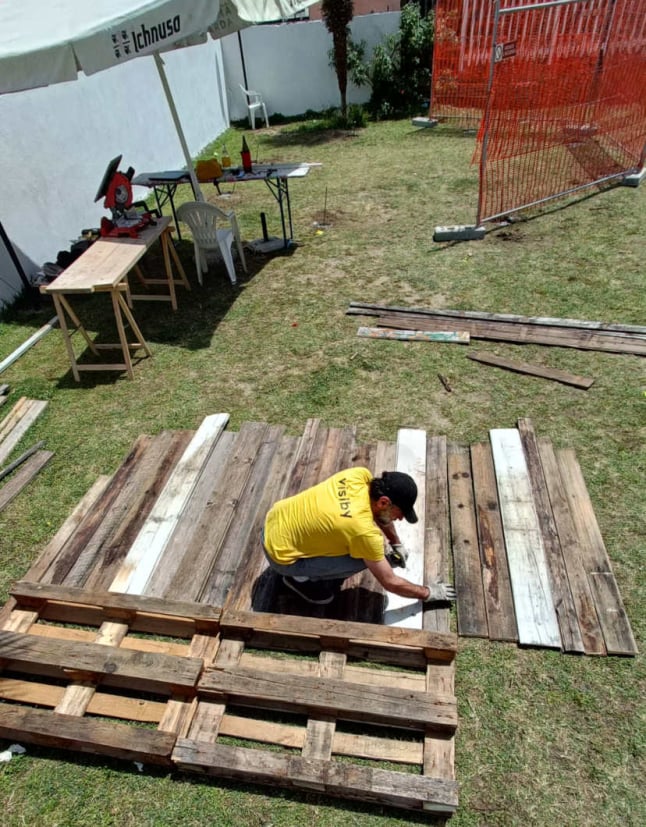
264;467;386;565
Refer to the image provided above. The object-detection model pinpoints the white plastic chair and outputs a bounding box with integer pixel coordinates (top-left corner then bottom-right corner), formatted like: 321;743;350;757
240;84;269;130
177;202;247;287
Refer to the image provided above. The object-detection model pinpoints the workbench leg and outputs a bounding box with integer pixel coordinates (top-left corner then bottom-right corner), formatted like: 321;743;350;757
160;231;179;311
116;292;153;358
52;294;80;383
111;290;135;380
166;230;190;290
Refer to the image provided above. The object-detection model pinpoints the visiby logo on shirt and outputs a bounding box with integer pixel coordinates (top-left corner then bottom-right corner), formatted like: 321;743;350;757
336;478;352;518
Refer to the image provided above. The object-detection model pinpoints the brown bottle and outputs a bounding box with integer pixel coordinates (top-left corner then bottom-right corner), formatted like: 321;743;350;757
241;136;252;173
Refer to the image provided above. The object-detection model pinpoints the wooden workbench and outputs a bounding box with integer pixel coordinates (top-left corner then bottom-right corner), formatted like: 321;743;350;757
45;216;189;380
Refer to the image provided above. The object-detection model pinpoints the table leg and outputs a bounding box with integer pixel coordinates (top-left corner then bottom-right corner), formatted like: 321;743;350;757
116;291;153;359
111;290;134;380
160;231;178;310
51;294;80;383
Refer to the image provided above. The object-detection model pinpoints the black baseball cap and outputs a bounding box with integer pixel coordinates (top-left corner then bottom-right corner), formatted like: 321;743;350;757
381;471;418;523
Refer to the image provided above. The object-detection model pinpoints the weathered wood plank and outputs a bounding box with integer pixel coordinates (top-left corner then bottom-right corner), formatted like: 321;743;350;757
536;437;605;654
517;420;585;653
423;436;451;633
220;609;456;661
110;413;230;595
198;665;457;731
467;350;594;389
490;429;561;649
447;443;488;637
0;450;53;512
186;638;244;743
0;704;175;765
301;650;346;760
556;448;637;656
10;581;221;632
143;430;237;598
470;442;518;642
383;428;427;628
173;740;459;813
0;630;202;694
357;326;470;344
0;399;48;465
223;434;300;613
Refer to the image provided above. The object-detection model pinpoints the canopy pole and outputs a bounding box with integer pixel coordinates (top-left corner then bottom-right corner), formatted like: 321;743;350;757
154;53;204;202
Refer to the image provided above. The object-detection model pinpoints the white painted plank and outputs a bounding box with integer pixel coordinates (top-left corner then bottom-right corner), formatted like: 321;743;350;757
383;428;426;629
0;399;48;466
109;413;230;595
489;429;561;649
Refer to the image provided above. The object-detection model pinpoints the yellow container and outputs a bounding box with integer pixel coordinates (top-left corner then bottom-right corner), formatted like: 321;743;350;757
196;159;223;181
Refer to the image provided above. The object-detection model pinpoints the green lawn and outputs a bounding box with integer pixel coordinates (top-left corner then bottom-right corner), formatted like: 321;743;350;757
0;115;644;826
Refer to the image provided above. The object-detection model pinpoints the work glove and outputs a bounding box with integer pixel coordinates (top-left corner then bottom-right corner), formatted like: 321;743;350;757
386;543;409;568
424;581;457;603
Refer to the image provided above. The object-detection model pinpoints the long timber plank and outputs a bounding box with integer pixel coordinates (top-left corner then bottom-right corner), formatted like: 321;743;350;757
517;420;584;653
470;442;517;642
448;443;488;637
0;630;202;694
556;448;637;655
110;413;230;595
198;665;457;731
384;428;427;628
0;704;175;765
423;436;451;633
490;429;561;649
173;740;459;813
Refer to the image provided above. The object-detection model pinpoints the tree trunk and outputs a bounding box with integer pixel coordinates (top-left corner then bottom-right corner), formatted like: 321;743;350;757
333;31;348;118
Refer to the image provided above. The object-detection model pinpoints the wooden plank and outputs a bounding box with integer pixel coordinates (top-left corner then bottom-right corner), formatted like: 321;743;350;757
173;740;459;813
0;450;53;512
0;677;166;723
537;439;606;654
198;665;457;732
347;302;646;336
0;397;30;444
0;399;48;465
144;431;237;597
0;630;203;694
223;434;300;613
0;704;175;765
0;440;45;483
186;638;244;743
10;581;222;631
467;350;594;389
362;312;646;356
301;651;346;760
489;429;561;649
383;428;427;628
423;436;450;633
164;421;272;602
27;624;188;656
199;424;286;605
357;326;470;344
447;443;488;637
517;420;585;653
109;413;230;594
470;442;518;642
221;609;456;661
556;448;638;655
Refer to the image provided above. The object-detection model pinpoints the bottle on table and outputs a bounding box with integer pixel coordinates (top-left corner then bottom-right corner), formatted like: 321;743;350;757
221;144;231;168
241;136;252;173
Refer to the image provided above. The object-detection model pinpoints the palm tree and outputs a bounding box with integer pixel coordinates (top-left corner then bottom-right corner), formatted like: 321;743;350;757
321;0;354;119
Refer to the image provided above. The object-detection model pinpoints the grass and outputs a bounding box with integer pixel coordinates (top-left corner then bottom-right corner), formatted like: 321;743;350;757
0;115;644;826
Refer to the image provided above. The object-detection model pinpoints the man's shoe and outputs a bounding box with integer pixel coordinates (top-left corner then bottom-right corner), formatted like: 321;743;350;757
282;576;335;605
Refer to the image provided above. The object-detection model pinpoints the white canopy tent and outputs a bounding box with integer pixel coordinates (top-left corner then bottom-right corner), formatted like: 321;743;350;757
0;0;316;199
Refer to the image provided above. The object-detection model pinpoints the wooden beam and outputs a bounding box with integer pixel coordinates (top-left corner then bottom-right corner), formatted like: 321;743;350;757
357;327;470;344
0;451;53;512
467;351;594;389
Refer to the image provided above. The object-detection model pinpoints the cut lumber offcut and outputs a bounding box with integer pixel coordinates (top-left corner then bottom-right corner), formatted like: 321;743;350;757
357;326;469;344
0;450;53;512
0;399;48;466
0;317;59;375
383;428;427;629
489;429;561;649
467;351;594;389
109;413;230;595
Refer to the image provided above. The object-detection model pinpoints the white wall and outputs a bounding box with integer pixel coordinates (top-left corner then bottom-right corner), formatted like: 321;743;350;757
223;14;400;121
0;38;228;307
0;14;400;309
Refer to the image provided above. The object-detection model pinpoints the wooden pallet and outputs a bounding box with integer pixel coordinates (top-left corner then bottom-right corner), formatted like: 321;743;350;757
0;583;458;814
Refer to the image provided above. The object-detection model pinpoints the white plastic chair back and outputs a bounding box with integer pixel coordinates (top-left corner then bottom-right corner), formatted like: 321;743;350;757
239;85;269;130
176;202;247;286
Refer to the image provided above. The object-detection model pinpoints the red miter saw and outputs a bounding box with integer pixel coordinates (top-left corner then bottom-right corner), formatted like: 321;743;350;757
95;155;155;238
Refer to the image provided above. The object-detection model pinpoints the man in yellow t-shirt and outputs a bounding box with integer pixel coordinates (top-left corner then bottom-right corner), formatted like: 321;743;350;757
263;467;456;606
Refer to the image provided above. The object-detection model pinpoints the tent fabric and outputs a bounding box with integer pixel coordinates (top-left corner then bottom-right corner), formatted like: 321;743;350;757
0;0;310;94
